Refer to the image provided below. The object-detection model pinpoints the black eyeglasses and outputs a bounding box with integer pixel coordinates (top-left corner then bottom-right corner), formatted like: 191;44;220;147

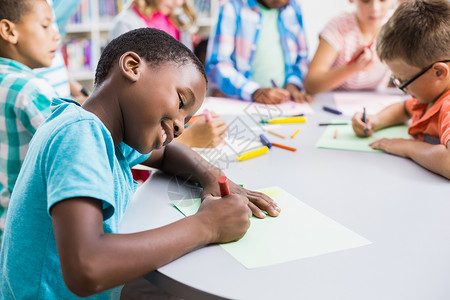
391;59;450;93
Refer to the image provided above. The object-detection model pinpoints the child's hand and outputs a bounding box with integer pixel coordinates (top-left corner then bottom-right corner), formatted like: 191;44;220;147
285;83;314;103
370;138;412;157
252;88;290;104
352;112;376;137
202;179;281;219
176;116;228;148
348;47;375;71
196;194;251;243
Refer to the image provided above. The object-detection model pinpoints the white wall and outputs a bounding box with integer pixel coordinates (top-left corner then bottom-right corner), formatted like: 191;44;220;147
300;0;353;59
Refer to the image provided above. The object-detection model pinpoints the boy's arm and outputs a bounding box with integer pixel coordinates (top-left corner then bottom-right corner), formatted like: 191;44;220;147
143;142;280;218
352;101;410;137
369;139;450;179
205;2;260;101
51;192;251;296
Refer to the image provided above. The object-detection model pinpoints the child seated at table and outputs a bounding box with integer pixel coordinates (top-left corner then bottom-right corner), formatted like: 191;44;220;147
205;0;312;104
352;0;450;179
0;28;280;298
0;0;60;244
304;0;395;94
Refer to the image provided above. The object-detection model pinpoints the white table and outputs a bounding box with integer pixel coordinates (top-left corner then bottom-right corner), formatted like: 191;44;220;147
120;93;450;300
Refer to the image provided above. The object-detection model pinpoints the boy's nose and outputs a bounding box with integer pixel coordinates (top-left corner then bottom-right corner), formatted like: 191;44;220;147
53;30;61;42
173;118;184;137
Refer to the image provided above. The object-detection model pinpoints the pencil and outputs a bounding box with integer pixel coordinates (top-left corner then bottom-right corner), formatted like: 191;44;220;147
271;142;297;152
318;123;349;126
362;107;369;137
267;129;286;139
290;128;300;138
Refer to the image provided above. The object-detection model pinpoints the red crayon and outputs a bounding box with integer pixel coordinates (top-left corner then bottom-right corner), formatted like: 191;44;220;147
271;142;297;152
218;176;230;196
346;42;374;65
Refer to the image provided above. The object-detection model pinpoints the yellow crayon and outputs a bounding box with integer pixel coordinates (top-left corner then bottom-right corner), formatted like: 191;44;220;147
290;128;300;138
262;116;307;124
236;146;269;161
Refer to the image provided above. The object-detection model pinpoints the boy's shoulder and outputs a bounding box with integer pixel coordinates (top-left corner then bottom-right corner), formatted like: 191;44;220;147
0;58;56;106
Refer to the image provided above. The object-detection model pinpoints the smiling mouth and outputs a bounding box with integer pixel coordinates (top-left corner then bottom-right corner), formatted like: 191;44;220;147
161;123;174;147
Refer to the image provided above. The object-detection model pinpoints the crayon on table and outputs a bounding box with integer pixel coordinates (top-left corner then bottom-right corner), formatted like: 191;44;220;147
236;146;269;161
259;134;272;148
290;129;300;138
260;116;306;124
322;106;342;115
218;176;230;196
333;129;338;139
203;109;212;122
362;107;369;137
267;130;286;139
271;142;297;152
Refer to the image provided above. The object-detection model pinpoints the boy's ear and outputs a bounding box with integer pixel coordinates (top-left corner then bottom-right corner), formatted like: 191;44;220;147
119;52;142;82
0;19;18;44
433;62;449;80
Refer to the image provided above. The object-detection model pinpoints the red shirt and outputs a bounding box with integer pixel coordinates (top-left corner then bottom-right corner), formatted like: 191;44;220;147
405;89;450;146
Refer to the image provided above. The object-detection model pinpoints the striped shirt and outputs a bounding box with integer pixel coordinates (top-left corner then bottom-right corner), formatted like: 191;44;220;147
0;58;55;241
320;12;390;91
206;0;309;101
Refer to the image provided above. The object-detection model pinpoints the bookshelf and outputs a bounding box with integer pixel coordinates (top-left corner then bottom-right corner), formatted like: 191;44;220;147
62;0;123;90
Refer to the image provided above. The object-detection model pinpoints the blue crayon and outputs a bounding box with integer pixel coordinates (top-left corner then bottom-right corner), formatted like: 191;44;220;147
322;105;342;115
259;134;272;148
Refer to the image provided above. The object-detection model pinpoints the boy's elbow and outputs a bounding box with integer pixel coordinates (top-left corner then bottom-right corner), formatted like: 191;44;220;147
61;255;105;297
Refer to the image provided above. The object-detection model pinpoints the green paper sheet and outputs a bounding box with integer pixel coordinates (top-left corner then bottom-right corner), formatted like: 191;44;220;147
316;121;410;152
172;187;371;269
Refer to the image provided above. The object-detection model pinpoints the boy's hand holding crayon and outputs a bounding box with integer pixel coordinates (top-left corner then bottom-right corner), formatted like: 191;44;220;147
352;111;377;137
196;193;252;243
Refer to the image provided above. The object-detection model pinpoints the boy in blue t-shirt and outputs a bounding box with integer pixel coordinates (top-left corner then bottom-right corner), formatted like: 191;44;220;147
0;0;60;243
0;28;280;299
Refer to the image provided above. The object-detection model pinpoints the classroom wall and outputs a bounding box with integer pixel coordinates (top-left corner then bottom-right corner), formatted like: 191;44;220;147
300;0;352;59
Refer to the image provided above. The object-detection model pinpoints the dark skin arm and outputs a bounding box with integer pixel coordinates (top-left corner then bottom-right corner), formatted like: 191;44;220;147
144;142;280;218
52;142;279;297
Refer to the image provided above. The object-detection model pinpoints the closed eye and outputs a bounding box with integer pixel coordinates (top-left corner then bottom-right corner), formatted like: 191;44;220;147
178;93;184;109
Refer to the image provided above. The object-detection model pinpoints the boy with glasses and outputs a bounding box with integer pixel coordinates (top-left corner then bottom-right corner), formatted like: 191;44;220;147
352;0;450;179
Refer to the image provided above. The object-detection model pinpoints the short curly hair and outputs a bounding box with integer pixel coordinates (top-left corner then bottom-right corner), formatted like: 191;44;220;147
94;28;207;85
0;0;34;23
377;0;450;68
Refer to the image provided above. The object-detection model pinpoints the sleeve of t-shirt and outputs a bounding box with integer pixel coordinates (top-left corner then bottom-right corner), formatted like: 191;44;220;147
319;14;345;52
45;118;117;221
439;100;450;146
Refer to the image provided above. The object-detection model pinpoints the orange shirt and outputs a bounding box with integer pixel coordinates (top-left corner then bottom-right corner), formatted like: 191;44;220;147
405;89;450;146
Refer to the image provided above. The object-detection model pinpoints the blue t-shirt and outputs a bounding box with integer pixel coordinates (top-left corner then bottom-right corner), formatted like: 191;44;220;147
0;98;150;299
